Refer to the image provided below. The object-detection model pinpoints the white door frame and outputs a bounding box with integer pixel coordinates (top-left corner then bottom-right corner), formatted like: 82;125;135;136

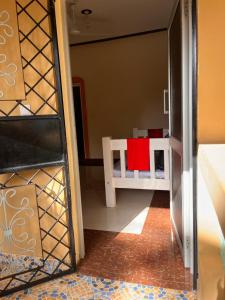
56;0;85;259
61;0;195;268
181;0;194;272
168;0;194;272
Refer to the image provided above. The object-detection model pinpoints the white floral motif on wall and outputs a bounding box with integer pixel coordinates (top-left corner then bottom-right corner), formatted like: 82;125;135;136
0;188;37;255
0;10;14;44
0;10;17;99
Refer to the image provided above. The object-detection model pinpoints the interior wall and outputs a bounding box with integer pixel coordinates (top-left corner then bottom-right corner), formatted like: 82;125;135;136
0;0;79;264
70;31;169;158
0;2;58;117
197;1;225;298
198;0;225;143
198;146;225;300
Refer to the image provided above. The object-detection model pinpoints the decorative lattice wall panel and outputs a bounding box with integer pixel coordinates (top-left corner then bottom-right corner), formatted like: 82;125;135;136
0;0;76;297
0;0;59;117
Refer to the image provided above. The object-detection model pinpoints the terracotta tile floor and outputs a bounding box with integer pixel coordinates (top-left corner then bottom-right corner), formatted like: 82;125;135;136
78;191;192;291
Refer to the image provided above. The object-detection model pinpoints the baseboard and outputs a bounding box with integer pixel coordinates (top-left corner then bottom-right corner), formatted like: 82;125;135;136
79;158;120;166
79;159;103;166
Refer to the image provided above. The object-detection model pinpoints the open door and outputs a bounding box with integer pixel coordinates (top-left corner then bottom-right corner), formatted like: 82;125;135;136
169;2;184;251
169;0;198;290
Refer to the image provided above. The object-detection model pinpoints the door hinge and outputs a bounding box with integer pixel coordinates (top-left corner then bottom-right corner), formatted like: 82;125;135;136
186;237;190;249
184;0;189;17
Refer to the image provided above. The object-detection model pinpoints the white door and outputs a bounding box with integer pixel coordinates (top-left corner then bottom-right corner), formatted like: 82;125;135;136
169;0;196;276
169;1;184;253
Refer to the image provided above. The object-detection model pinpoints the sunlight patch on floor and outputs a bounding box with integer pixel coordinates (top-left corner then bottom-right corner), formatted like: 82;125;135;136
82;177;153;234
80;166;154;234
82;188;154;234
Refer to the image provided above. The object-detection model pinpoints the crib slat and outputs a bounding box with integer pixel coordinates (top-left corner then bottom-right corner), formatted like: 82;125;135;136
164;149;170;180
102;137;116;207
134;170;139;178
150;150;156;179
120;150;126;178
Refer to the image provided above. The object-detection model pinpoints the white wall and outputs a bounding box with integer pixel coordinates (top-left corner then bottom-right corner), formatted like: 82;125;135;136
70;31;168;158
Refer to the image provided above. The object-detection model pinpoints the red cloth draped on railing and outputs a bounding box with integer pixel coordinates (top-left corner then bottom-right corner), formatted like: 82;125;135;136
127;138;150;171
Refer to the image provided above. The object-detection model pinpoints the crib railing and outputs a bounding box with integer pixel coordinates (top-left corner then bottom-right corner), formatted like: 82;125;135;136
108;137;170;180
102;137;170;207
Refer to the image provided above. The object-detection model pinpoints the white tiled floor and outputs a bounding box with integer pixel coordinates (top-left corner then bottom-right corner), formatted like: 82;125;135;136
80;166;154;234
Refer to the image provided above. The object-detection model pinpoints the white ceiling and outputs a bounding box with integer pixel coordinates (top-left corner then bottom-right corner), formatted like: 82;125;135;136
67;0;177;45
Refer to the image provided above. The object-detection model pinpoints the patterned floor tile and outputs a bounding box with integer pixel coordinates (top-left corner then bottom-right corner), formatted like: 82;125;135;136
2;273;196;300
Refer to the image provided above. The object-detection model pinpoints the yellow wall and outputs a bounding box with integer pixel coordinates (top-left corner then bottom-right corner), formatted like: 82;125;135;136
0;168;70;262
0;0;58;117
197;1;225;298
70;31;169;158
198;0;225;143
0;0;81;267
198;146;225;300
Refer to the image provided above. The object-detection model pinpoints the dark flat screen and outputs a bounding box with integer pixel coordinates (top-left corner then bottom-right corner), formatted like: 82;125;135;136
0;118;64;173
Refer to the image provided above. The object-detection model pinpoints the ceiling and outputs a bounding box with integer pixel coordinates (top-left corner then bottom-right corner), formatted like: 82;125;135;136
67;0;177;45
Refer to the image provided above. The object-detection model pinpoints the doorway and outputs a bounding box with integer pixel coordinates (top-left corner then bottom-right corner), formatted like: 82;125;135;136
72;77;89;164
68;0;197;292
73;84;85;161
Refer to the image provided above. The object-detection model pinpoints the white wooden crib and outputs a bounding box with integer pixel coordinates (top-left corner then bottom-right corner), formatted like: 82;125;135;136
102;136;170;207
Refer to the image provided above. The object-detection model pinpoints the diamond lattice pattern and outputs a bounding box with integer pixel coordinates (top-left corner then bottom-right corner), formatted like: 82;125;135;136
0;0;59;117
0;166;73;292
